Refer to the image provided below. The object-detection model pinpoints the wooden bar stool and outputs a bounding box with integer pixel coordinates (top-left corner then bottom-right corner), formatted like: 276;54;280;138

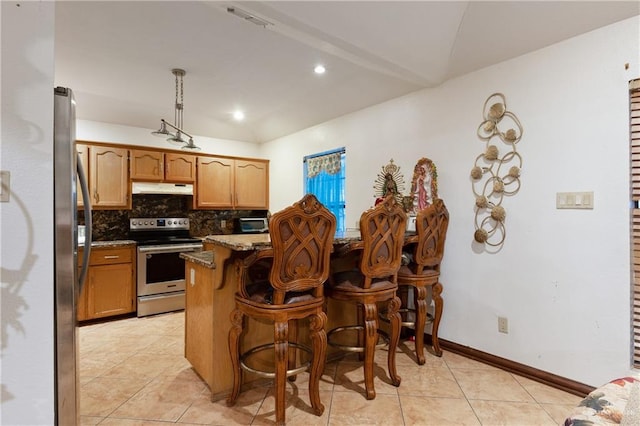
226;194;336;426
326;195;407;400
397;198;449;363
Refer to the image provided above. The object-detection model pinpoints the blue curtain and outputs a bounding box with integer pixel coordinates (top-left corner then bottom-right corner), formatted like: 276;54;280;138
304;149;345;232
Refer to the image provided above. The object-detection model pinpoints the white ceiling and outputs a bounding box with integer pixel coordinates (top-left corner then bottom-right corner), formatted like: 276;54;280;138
54;1;639;144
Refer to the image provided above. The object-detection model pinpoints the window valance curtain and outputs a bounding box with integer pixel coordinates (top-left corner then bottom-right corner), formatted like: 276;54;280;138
306;152;342;177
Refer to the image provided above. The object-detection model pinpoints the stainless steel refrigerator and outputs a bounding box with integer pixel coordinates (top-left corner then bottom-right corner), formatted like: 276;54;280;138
53;87;92;425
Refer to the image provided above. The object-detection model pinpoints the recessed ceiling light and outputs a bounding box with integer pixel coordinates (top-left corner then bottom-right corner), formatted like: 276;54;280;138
314;65;326;75
233;110;245;121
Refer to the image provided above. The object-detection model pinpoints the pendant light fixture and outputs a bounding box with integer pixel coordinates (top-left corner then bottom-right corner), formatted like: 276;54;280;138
151;68;201;151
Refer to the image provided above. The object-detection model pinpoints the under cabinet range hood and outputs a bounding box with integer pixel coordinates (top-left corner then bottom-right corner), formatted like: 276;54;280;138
132;182;193;195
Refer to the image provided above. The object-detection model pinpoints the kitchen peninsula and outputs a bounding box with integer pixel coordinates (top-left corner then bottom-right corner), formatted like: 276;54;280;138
181;231;361;400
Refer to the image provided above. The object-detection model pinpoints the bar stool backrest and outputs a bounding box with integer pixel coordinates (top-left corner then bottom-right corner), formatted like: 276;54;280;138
358;195;407;289
412;198;449;274
269;193;336;300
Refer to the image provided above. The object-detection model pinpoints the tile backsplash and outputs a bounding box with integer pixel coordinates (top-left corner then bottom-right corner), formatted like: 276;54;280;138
78;194;268;241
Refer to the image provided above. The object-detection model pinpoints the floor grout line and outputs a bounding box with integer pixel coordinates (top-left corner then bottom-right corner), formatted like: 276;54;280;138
79;311;580;425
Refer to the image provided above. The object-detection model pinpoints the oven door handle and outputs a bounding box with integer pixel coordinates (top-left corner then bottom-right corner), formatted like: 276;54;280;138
138;244;202;254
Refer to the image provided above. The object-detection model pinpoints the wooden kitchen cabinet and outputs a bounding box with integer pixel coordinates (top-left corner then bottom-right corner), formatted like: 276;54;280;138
130;149;196;183
196;156;268;209
89;145;130;209
196;156;234;208
130;149;163;181
77;245;136;321
235;159;269;209
165;152;196;182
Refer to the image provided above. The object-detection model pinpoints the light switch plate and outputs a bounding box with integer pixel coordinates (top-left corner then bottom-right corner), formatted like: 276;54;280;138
556;191;594;209
0;171;9;202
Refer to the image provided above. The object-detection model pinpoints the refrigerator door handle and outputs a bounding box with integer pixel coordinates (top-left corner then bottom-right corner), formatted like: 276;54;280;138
77;153;92;291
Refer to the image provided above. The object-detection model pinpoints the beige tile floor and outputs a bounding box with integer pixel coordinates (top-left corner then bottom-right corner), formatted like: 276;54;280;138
79;311;582;425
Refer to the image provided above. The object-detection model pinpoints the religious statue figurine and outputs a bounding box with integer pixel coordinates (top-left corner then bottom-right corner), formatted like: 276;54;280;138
410;157;438;212
373;159;405;205
383;172;398;197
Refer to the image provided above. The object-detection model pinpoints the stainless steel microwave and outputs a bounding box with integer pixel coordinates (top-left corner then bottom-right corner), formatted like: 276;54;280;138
238;217;269;233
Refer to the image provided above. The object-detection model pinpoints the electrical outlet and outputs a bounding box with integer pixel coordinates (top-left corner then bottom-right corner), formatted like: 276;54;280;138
220;219;226;228
498;316;509;334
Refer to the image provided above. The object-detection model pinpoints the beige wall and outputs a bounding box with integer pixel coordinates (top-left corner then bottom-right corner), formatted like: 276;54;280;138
262;17;640;387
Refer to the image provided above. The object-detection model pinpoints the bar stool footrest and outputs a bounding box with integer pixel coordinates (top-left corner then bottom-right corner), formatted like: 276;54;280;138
379;307;434;328
240;342;312;379
327;325;389;352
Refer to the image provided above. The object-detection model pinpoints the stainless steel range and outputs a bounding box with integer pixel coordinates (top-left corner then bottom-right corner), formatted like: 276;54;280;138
129;217;202;317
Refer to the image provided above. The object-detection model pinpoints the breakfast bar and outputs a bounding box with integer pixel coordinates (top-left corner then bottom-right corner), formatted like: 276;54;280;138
181;231;363;400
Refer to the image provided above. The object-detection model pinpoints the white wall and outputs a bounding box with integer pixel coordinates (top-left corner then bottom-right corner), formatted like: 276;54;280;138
77;120;262;158
263;17;640;387
0;2;56;424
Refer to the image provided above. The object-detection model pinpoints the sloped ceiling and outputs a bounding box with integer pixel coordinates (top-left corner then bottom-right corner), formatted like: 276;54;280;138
54;1;639;143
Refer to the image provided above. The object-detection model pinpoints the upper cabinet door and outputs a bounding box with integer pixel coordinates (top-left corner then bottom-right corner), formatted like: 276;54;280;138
90;146;129;209
165;153;196;183
196;156;234;208
235;160;268;209
130;149;163;181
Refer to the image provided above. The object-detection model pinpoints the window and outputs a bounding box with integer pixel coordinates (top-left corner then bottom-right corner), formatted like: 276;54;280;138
304;148;346;232
629;78;640;367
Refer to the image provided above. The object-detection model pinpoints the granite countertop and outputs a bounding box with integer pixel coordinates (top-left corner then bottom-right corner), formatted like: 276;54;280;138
180;251;215;269
204;230;362;251
79;240;137;248
333;230;362;244
204;234;272;251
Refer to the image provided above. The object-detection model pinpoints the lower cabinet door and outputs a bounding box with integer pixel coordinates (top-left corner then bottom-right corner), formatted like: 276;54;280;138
85;263;134;319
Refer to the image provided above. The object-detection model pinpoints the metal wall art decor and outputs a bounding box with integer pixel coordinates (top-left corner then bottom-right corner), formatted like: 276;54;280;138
373;159;405;205
471;93;523;248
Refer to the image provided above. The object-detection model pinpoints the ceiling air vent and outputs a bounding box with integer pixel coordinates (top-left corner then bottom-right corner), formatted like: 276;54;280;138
226;7;273;27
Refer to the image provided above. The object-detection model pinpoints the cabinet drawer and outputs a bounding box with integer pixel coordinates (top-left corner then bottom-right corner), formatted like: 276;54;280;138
88;247;133;265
